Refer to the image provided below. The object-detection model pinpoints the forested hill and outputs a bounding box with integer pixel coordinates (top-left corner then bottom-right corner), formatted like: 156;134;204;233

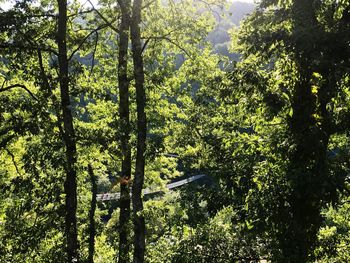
208;1;255;58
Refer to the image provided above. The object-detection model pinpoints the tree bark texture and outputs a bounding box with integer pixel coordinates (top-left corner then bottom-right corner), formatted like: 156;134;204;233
57;1;80;261
88;165;97;263
130;0;147;262
117;0;132;262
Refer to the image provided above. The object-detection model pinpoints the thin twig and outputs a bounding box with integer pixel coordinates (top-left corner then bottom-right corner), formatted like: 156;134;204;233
67;9;94;18
5;148;22;176
90;32;99;76
68;24;108;61
141;38;150;54
87;0;119;33
142;36;192;58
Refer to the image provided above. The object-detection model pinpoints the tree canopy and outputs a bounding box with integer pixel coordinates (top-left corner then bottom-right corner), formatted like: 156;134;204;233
0;0;349;262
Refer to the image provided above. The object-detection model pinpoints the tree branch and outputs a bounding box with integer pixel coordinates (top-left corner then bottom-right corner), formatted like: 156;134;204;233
5;148;22;176
0;135;16;149
141;36;192;58
87;0;119;33
0;43;58;56
67;9;95;18
68;24;108;61
0;84;39;101
37;49;52;92
90;31;99;76
141;38;150;54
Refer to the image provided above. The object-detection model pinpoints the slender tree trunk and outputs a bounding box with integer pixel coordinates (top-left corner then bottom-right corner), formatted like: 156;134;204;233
130;0;146;262
88;165;97;263
117;0;132;262
57;1;79;261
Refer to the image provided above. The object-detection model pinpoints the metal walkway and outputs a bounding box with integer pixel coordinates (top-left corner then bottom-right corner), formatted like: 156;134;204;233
96;174;206;202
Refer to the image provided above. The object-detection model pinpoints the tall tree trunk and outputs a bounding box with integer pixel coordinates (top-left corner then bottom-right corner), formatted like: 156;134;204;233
57;1;79;261
130;0;146;262
117;0;132;262
279;1;331;262
88;165;97;263
283;65;319;262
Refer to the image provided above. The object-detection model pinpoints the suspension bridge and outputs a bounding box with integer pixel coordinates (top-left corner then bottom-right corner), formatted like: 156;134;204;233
96;174;207;201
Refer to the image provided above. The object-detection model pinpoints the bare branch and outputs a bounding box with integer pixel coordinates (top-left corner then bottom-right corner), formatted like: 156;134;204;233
141;38;150;54
21;13;58;19
68;24;108;61
90;32;99;76
87;0;119;33
5;148;22;176
142;36;192;58
0;84;39;101
67;9;95;18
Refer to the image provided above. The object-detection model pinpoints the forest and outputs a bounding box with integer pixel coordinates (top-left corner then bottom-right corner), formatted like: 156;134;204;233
0;0;349;262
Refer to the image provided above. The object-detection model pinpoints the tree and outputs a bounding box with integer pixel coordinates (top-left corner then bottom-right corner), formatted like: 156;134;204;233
57;1;80;261
0;1;108;261
229;0;350;261
88;164;97;263
130;0;147;261
117;0;132;262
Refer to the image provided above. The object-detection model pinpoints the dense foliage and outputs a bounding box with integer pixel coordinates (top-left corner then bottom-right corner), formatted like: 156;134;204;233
0;0;349;262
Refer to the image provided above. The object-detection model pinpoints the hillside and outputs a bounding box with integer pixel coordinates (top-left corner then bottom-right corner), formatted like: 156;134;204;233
208;1;255;58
